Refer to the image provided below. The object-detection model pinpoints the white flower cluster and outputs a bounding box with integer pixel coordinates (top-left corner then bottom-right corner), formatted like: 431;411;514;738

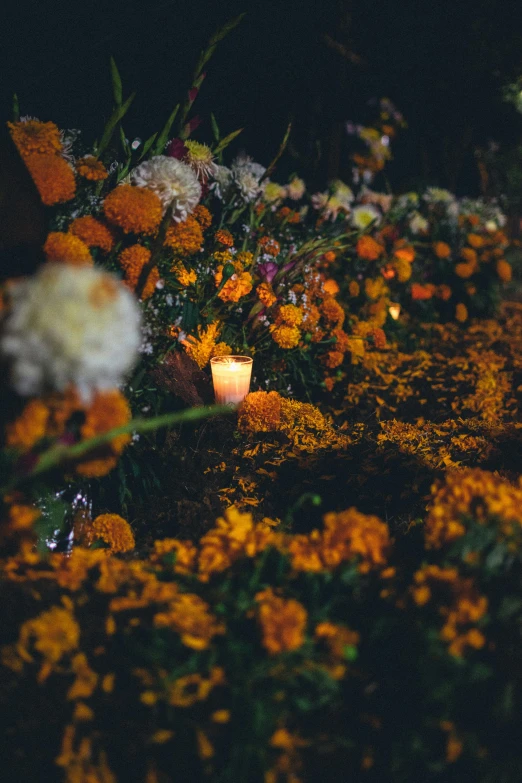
231;155;266;203
130;155;201;221
1;264;141;399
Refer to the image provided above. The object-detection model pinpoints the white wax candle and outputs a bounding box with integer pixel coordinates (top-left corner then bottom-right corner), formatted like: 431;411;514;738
389;303;401;321
210;356;253;406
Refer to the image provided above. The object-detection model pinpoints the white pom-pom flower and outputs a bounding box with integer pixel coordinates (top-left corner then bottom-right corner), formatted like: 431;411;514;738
1;264;141;399
351;204;381;230
130;155;201;221
231;155;266;203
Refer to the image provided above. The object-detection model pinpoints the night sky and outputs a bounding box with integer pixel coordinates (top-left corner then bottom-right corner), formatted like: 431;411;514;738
1;0;522;194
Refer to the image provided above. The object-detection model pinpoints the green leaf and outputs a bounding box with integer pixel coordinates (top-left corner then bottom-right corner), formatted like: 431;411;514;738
210;112;220;142
213;127;243;156
110;56;123;106
153;104;180;155
139;132;159;160
96;91;135;158
208;13;246;46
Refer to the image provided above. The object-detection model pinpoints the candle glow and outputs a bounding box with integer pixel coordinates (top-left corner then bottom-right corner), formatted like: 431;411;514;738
389;303;401;321
210;355;253;406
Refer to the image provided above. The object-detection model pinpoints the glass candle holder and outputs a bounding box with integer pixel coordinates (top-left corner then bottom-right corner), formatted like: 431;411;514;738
388;303;401;321
210;355;253;406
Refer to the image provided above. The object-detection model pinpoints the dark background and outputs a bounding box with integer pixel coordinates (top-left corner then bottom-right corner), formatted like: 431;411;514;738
1;0;522;194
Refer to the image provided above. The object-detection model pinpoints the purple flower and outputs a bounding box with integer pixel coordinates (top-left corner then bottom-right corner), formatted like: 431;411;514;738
258;261;278;283
166;138;188;159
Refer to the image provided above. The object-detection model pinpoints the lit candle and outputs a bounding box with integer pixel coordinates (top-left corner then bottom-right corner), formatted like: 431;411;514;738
210;355;253;406
388;303;401;321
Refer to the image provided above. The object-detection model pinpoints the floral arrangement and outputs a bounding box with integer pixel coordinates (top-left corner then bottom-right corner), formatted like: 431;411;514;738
1;17;522;783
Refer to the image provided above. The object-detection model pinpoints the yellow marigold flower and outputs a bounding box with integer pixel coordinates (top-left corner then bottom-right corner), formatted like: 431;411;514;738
76;155;108;181
257;282;277;307
192;204;212;229
433;241;451;259
320;508;391;573
8;119;62;157
17;604;80;681
315;621;360;658
277;303;303;327
24;153;76;205
85;513;135;553
67;652;98;700
213;249;234;264
455;303;468;323
496;259;512;282
154;592;225;650
214;228;234;247
103;184;162;235
76;389;132;478
212;341;232;358
7;503;41;531
321;296;345;327
118;244;159;300
44;232;92;266
425;468;522;549
171;262;197;287
255;587;307;655
168;673;213;707
238;391;282;432
395;256;412;282
211;710;231;723
6;399;50;450
349;280;360;297
235;251;254;267
165;215;203;256
181;322;222;369
197;729;215;760
365;277;388;301
467;232;484;249
270;323;300;349
356;234;384;261
69;216;114;253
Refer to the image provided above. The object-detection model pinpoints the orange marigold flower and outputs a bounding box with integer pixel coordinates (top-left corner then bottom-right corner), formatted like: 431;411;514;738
322;250;336;264
356;234;384;261
69;216;114;253
181;322;222;369
455;262;475;279
371;327;386;349
321;508;391;573
496;259;512;282
192;204;212;229
238;391;282;432
455;303;468;323
257;282;277;308
24;153;76;205
349;280;360;297
411;282;435;301
467;233;484;249
43;232;92;266
6;399;50;450
259;236;281;256
216;268;253;303
165;216;204;256
214;228;234;247
255;587;307;655
103;185;162;235
86;514;135;553
76;390;131;477
17;605;80;679
171;262;197;287
437;284;452;301
394;257;412;282
270;323;300;349
433;241;451;259
7;503;41;531
118;244;159;300
8;119;62;158
393;244;415;263
323;278;340;296
321;296;345;327
323;350;344;368
460;247;477;265
76;155;108;181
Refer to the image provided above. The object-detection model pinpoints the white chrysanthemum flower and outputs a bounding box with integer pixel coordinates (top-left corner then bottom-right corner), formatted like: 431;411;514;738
409;212;429;234
351;204;381;229
231;155;266;203
287;177;306;200
184;140;216;181
311;191;329;212
332;180;354;207
1;264;141;400
130;155;201;221
210;164;233;200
